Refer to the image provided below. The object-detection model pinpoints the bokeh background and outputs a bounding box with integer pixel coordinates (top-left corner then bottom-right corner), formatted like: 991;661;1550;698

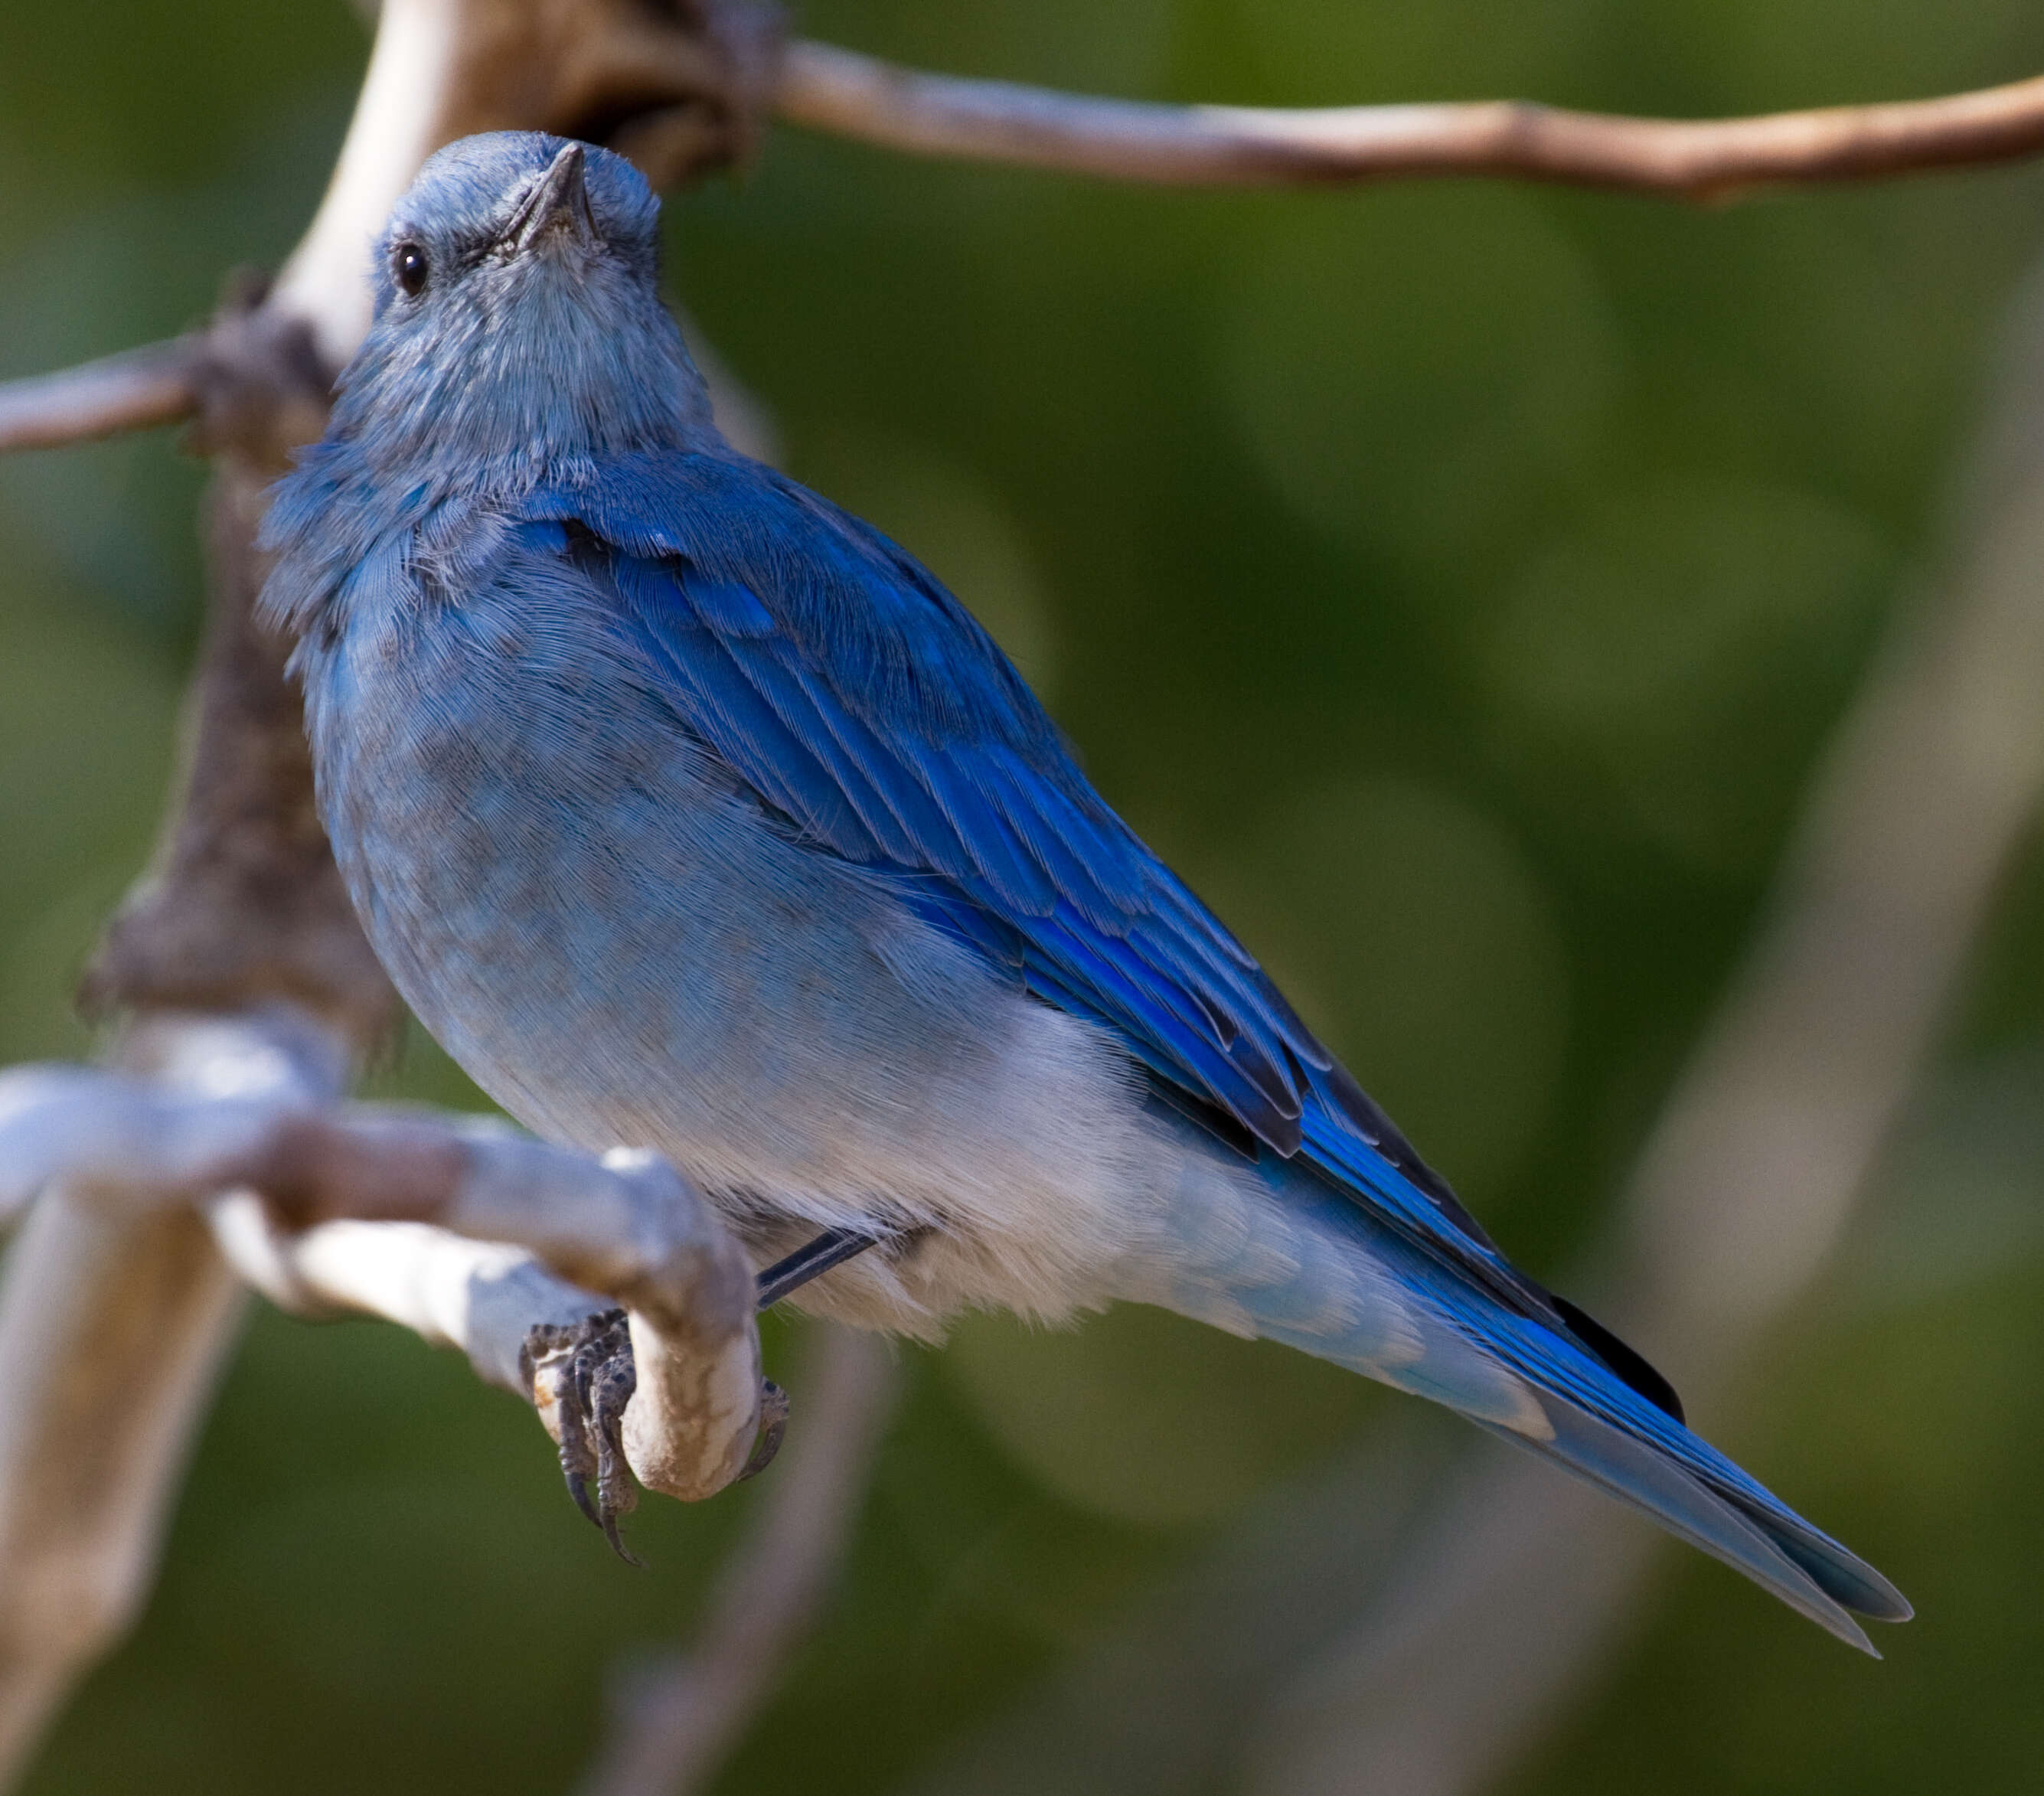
4;1;2044;1791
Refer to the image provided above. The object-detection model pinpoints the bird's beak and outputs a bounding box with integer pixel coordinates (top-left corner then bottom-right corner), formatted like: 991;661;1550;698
498;142;598;259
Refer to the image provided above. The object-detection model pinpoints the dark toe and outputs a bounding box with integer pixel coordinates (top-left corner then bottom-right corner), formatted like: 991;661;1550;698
736;1379;791;1482
524;1308;642;1549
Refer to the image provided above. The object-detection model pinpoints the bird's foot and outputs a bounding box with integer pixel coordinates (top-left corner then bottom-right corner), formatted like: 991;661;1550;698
521;1308;642;1563
737;1378;790;1481
524;1311;794;1547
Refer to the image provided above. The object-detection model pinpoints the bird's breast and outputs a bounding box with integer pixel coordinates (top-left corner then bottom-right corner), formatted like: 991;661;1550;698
295;552;1163;1331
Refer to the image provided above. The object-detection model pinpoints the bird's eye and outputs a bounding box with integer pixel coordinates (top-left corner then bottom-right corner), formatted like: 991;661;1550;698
393;242;429;297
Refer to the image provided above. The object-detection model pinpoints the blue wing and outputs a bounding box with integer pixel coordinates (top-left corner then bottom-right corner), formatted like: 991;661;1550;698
514;453;1540;1286
509;450;1907;1640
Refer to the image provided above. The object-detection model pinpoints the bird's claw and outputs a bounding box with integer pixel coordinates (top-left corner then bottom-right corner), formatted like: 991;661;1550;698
523;1314;793;1546
521;1308;643;1564
737;1378;790;1481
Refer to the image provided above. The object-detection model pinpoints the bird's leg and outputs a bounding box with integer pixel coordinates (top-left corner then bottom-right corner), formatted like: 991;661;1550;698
521;1308;642;1562
754;1226;880;1308
724;1225;873;1483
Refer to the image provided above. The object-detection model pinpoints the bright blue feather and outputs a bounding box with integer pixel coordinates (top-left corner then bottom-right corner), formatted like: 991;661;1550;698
517;451;1524;1285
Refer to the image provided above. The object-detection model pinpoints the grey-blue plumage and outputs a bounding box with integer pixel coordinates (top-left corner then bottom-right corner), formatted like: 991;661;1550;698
263;132;1908;1648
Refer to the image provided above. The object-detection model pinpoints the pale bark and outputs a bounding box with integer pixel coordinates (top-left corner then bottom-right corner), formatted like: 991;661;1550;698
779;44;2044;198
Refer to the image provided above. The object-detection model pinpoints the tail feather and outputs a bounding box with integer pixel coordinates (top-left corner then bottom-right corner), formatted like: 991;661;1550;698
1460;1302;1912;1634
1473;1402;1888;1654
1719;1487;1912;1624
1143;1122;1910;1645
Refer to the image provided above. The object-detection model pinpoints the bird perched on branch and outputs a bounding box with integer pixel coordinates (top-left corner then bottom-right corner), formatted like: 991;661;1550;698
263;131;1908;1648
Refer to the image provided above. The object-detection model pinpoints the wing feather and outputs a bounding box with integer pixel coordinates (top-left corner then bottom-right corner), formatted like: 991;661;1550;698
518;453;1608;1339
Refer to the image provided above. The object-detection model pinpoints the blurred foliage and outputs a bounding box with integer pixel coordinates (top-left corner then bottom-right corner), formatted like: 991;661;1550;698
2;1;2044;1791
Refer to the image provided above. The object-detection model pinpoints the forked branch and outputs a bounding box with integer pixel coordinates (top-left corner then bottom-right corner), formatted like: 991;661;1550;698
0;1025;766;1504
0;2;792;1781
2;0;2038;1791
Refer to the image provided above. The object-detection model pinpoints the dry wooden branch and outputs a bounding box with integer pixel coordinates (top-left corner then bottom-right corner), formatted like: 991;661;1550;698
0;340;201;453
776;44;2044;198
0;1018;262;1787
5;0;2031;1788
0;468;379;1789
0;1040;765;1503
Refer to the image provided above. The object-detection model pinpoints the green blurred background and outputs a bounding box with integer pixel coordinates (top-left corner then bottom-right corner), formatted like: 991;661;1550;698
4;2;2044;1791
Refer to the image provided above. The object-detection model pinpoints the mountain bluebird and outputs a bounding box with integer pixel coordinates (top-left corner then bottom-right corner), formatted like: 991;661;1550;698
263;132;1908;1648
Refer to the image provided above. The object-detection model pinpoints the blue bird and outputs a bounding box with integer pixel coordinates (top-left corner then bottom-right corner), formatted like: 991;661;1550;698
263;132;1908;1649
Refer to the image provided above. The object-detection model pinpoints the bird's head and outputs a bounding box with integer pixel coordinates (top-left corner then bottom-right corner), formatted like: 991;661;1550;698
334;132;718;475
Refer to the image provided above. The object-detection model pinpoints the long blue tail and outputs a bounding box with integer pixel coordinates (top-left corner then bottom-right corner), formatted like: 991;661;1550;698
1141;1117;1911;1652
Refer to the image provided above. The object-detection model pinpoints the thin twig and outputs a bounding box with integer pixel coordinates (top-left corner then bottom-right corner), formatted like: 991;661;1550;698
0;340;199;452
579;1325;900;1796
8;2;2034;1789
778;41;2044;198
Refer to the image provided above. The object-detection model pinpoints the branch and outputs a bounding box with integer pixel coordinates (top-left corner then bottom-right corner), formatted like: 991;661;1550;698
0;339;199;453
6;0;2033;1786
0;1047;251;1785
0;1041;765;1504
579;1325;900;1796
778;41;2044;198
